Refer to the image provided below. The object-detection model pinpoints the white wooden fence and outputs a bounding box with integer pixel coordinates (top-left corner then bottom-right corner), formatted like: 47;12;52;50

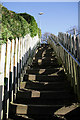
48;32;80;102
58;32;80;62
0;34;40;120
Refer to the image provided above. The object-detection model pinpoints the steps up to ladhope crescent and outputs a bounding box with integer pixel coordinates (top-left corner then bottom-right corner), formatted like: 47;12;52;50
9;44;80;120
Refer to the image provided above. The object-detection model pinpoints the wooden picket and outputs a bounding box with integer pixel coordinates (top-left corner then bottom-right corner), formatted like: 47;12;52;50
0;44;6;120
48;32;80;101
0;34;39;120
4;39;11;119
9;39;14;102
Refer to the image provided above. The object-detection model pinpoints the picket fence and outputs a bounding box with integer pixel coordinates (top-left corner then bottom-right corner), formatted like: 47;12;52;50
0;34;40;119
48;32;80;102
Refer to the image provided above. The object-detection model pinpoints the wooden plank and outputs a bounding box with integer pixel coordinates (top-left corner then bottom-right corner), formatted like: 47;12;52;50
72;36;75;56
77;66;80;101
73;35;77;58
0;44;6;120
73;61;77;94
4;39;11;119
68;54;70;75
17;38;20;90
9;39;14;102
78;34;80;62
23;37;26;65
76;35;79;61
54;103;79;116
13;38;18;100
20;37;23;71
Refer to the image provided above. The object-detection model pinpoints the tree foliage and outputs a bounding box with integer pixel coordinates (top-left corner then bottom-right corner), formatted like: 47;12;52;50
2;6;40;43
19;13;40;37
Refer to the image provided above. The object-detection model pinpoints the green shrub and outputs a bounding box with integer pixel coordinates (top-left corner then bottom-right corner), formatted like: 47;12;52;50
2;6;41;43
19;13;39;37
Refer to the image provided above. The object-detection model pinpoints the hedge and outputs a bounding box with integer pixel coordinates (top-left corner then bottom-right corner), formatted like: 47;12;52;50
1;6;41;43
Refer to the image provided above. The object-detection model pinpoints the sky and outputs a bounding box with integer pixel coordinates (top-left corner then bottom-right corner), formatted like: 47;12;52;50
2;2;78;35
1;0;80;2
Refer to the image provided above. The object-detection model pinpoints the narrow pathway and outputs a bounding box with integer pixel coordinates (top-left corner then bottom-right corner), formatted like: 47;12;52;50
8;44;79;120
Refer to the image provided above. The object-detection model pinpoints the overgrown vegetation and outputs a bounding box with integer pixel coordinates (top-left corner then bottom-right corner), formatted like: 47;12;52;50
1;6;41;43
19;13;41;38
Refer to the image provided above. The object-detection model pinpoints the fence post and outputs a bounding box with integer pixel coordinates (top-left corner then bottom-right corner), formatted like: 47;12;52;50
63;34;66;47
73;35;77;58
73;61;77;94
23;37;25;68
72;36;75;55
13;38;18;100
20;37;23;82
9;39;14;102
66;33;68;49
65;34;67;49
78;34;80;62
25;36;28;63
76;35;80;61
67;34;69;50
68;35;71;52
0;44;6;120
21;37;25;80
23;37;26;66
69;34;72;53
17;38;20;90
77;65;80;101
4;39;11;119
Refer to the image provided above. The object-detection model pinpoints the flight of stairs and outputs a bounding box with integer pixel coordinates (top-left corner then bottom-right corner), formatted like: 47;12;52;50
8;44;79;120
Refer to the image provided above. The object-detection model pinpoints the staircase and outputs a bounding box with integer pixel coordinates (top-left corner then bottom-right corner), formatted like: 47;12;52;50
8;44;79;120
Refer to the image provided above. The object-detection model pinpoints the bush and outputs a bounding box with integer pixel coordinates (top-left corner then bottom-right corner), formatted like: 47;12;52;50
2;6;41;43
19;13;40;37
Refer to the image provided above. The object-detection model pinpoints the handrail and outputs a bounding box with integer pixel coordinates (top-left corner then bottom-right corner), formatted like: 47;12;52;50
50;37;80;67
48;37;80;101
58;41;80;67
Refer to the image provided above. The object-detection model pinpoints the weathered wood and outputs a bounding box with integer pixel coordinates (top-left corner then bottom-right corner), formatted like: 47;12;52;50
76;35;79;61
0;44;6;120
4;39;11;119
17;38;20;91
0;34;40;119
78;34;80;62
13;38;18;100
48;34;80;102
77;66;80;101
9;39;14;102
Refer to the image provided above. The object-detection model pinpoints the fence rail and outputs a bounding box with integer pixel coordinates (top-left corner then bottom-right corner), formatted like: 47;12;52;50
48;33;80;102
0;34;40;119
58;32;80;62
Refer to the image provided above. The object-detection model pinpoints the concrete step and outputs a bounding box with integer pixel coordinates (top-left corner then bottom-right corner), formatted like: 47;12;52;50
33;53;55;61
31;63;62;69
26;68;62;75
32;59;62;66
23;81;66;91
15;97;75;105
32;56;57;64
54;103;80;120
33;54;56;60
64;106;80;120
16;89;75;100
8;44;78;120
9;102;63;115
23;74;66;82
8;115;34;120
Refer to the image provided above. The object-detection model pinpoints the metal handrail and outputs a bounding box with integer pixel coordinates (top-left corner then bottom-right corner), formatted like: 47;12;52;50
51;38;80;67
